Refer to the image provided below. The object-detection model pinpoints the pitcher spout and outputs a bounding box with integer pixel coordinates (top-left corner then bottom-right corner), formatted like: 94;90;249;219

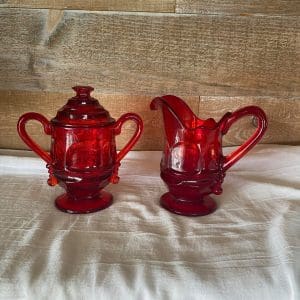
150;95;198;130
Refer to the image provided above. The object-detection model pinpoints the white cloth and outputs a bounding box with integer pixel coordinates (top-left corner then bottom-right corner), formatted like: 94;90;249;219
0;145;299;300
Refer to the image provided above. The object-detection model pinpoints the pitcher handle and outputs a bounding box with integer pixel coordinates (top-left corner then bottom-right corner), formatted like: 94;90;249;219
220;106;267;171
110;113;143;183
17;112;57;186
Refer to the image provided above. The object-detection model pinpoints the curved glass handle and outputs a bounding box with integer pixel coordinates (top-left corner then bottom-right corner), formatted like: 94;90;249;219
17;112;57;186
110;113;143;183
221;106;267;171
17;112;52;163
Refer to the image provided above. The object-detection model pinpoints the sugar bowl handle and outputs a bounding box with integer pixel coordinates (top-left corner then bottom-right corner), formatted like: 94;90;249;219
17;112;52;163
220;106;267;171
17;112;57;186
111;113;143;183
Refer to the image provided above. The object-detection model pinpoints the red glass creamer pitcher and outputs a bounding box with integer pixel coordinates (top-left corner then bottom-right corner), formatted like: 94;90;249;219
18;86;143;214
151;95;267;216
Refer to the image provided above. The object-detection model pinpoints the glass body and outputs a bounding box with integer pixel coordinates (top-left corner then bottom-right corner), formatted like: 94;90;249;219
151;95;267;216
17;86;143;214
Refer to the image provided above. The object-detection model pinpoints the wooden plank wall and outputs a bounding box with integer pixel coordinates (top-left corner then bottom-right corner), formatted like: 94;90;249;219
0;1;299;151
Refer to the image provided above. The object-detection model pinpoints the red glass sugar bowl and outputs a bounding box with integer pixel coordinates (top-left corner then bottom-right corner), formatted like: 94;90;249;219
150;95;267;216
17;86;143;213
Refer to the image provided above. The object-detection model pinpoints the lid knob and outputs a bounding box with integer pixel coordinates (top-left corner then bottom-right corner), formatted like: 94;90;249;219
72;86;94;97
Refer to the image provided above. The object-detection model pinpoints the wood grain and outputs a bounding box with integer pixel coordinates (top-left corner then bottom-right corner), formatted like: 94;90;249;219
1;0;298;15
1;90;299;151
199;96;300;146
176;0;300;16
0;9;299;96
0;0;175;12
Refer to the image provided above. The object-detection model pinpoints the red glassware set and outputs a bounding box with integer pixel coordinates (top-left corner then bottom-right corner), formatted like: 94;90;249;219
18;86;267;216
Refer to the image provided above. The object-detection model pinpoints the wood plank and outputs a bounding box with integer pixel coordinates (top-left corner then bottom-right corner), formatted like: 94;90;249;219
176;0;300;16
199;96;300;146
0;89;198;151
0;0;175;13
0;9;299;97
1;91;299;152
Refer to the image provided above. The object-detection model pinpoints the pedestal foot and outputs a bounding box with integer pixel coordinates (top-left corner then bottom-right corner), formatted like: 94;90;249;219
55;191;113;214
160;192;217;216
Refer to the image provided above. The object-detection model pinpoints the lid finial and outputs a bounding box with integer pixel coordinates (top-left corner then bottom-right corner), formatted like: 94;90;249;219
72;86;94;97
